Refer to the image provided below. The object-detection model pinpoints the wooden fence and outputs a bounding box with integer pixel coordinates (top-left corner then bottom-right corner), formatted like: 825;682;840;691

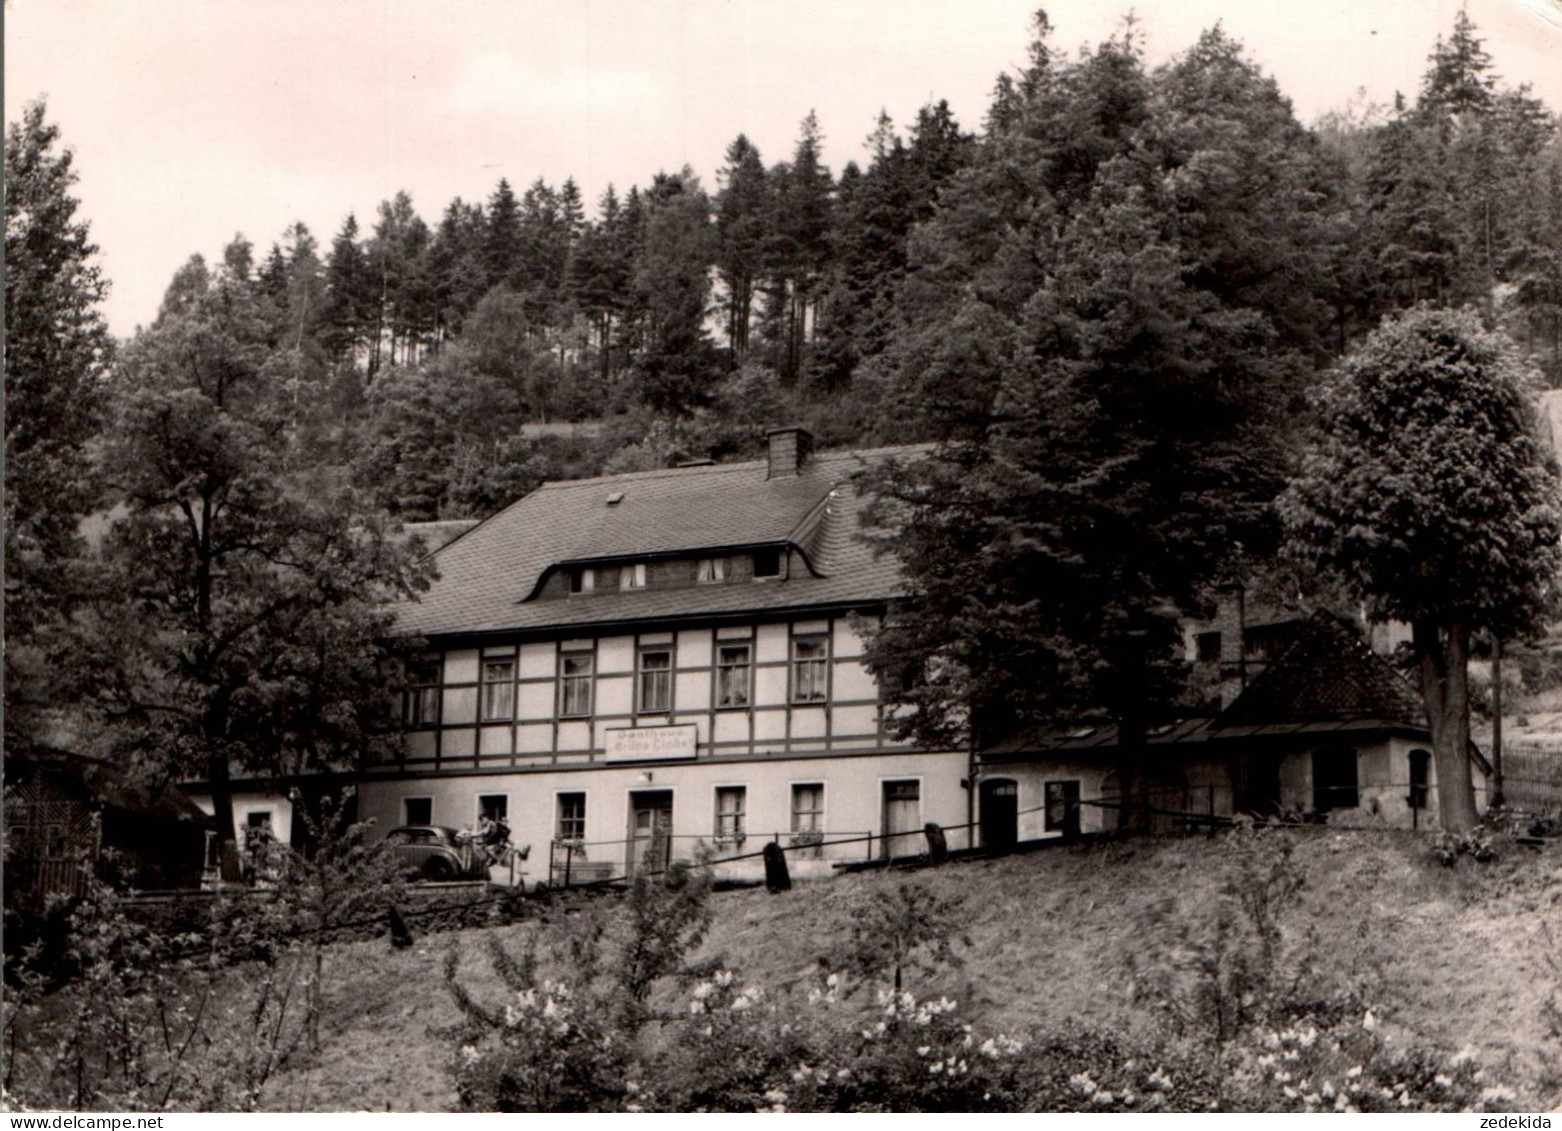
1499;743;1562;811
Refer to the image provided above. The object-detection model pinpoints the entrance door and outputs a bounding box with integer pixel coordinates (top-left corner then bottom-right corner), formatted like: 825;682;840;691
881;780;921;859
979;779;1018;849
628;790;673;874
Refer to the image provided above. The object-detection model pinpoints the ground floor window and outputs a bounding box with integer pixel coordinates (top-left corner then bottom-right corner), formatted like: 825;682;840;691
557;792;586;842
1044;780;1081;834
1312;746;1359;812
403;797;433;826
791;783;824;834
478;794;508;822
715;786;746;843
245;810;275;850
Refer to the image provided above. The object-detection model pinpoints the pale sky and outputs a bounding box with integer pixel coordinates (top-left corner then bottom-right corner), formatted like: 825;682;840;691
6;0;1561;339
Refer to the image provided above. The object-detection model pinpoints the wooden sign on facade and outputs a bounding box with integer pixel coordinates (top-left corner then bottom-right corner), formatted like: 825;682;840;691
604;724;699;762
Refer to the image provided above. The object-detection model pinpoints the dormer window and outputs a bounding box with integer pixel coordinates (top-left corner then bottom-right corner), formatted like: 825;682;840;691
569;568;595;595
620;562;647;591
697;557;728;584
753;548;782;580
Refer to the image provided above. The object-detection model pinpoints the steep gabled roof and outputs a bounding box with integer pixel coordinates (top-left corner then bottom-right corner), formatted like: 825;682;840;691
1214;612;1425;728
8;748;214;825
981;612;1435;763
401;519;481;553
394;444;928;637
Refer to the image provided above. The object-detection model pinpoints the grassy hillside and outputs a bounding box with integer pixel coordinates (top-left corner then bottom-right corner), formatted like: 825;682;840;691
260;828;1562;1112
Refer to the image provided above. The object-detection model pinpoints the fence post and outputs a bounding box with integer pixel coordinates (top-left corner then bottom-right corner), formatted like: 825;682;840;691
924;822;948;863
1207;784;1216;838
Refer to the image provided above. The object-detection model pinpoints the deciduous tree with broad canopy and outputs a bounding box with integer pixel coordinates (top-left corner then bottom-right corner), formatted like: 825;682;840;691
1281;305;1562;830
85;248;433;874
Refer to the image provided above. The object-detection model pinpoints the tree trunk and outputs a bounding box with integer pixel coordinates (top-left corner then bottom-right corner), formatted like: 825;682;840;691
1115;711;1152;833
1491;637;1505;810
1413;617;1479;831
208;752;242;882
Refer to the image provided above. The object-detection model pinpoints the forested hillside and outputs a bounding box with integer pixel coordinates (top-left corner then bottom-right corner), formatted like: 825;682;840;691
8;10;1562;823
129;12;1562;522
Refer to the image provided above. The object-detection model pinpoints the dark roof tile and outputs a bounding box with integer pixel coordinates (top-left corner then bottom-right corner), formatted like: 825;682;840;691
1214;612;1425;728
395;444;928;637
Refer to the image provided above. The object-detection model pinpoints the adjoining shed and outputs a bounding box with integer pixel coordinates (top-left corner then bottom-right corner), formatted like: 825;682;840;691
4;749;214;900
979;613;1490;836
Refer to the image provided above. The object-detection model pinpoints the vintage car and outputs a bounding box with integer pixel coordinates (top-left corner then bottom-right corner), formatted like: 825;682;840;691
383;824;491;881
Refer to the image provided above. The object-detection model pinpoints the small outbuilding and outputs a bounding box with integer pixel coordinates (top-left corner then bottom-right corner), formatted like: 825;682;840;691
978;613;1489;840
3;749;214;900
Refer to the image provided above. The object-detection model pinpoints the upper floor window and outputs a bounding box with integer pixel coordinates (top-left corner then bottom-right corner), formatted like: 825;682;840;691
753;547;782;580
791;636;828;702
403;657;442;728
697;557;728;583
1244;623;1294;662
481;658;516;721
570;568;595;595
620;562;647;591
1195;631;1221;663
716;644;752;708
638;648;672;713
560;653;594;717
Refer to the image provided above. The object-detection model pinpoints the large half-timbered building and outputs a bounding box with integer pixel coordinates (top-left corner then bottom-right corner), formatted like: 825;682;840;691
354;428;971;881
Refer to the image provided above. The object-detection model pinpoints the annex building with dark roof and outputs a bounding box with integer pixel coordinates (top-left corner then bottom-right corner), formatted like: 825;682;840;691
979;612;1488;836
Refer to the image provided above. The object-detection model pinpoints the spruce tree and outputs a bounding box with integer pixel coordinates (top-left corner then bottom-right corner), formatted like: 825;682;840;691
3;100;114;751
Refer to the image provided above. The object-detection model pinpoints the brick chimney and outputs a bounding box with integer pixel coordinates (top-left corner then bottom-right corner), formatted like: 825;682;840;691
766;427;814;479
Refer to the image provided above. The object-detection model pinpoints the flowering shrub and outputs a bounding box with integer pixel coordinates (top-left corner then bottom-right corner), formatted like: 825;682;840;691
444;833;1544;1112
446;978;628;1112
1223;1010;1497;1112
2;867;327;1111
663;979;1030;1113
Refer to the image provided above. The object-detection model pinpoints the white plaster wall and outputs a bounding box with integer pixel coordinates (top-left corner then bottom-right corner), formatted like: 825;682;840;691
190;791;294;845
358;748;970;886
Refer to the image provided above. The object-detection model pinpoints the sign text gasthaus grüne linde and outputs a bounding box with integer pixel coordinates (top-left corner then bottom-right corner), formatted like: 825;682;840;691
604;724;698;762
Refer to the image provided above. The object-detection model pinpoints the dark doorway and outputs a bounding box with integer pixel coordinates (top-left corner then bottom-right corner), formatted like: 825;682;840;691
979;779;1019;849
1408;749;1430;812
881;780;921;858
1312;746;1359;813
627;790;673;874
1242;756;1283;817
